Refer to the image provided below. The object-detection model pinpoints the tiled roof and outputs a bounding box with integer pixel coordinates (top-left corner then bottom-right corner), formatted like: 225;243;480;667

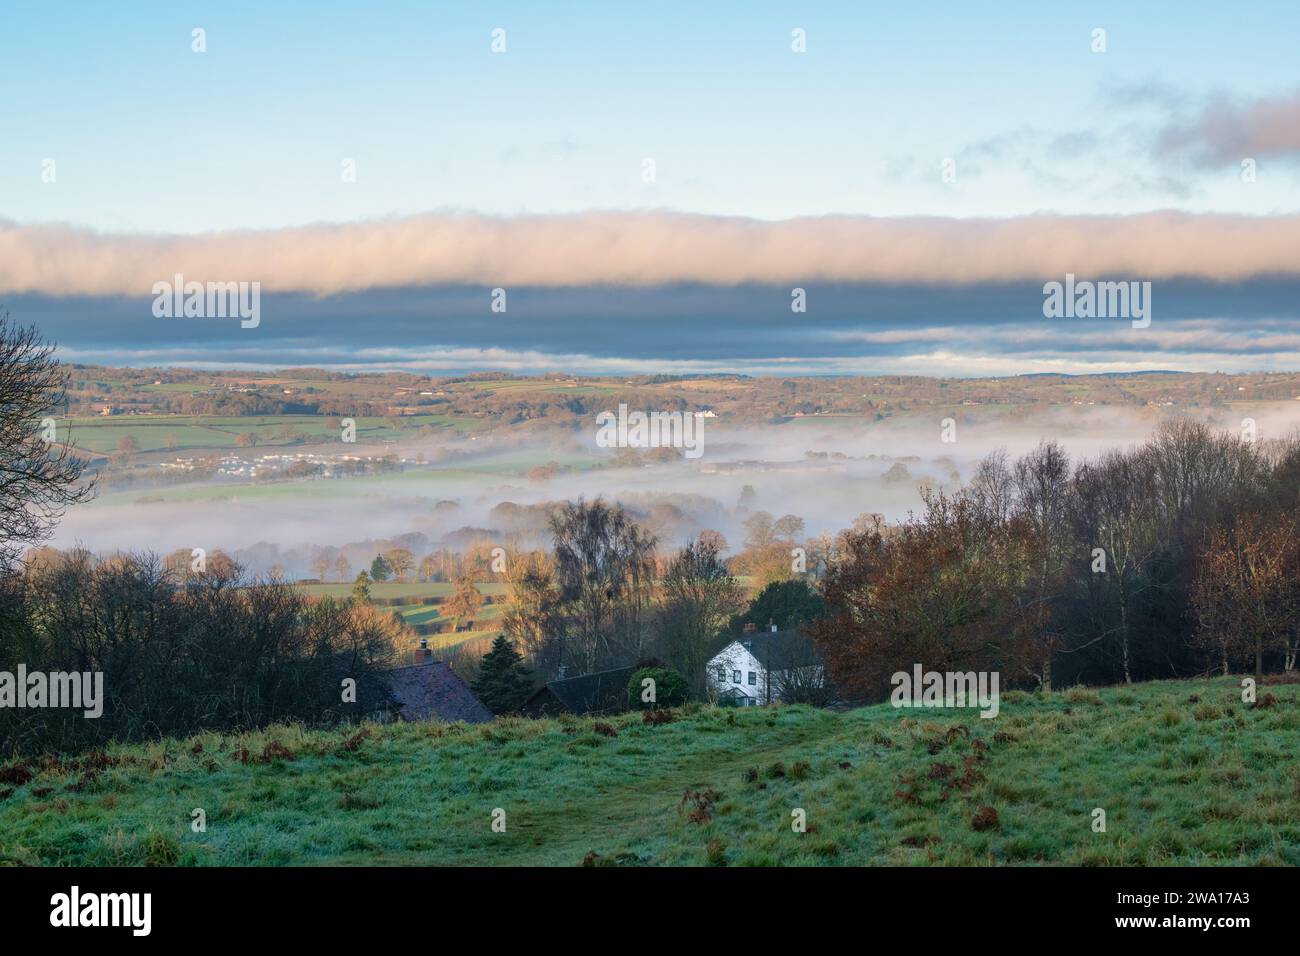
384;661;493;723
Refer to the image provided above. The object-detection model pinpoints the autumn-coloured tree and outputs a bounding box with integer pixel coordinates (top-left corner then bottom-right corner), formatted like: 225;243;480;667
201;549;240;582
418;549;460;582
742;511;775;550
499;549;562;672
810;492;1032;701
443;576;485;632
697;529;729;554
730;542;794;588
772;514;805;542
384;547;415;582
1190;513;1300;676
331;601;411;663
164;547;197;581
311;553;332;581
334;553;352;582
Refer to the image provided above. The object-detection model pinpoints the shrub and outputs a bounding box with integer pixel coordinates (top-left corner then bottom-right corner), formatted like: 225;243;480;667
971;806;1000;832
679;787;722;824
642;709;676;726
628;666;689;709
1065;686;1104;706
705;838;727;866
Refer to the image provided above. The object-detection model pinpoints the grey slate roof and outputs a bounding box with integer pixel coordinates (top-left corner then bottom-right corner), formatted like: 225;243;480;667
384;661;493;723
522;665;636;716
716;629;820;668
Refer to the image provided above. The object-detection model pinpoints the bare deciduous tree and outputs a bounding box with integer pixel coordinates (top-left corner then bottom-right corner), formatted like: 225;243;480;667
0;314;94;573
550;498;657;673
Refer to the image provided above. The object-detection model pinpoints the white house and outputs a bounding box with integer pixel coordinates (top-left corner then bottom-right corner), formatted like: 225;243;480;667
706;626;824;706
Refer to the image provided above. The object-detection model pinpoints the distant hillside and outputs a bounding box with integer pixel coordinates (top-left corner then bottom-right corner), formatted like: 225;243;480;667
65;367;1300;429
2;676;1296;866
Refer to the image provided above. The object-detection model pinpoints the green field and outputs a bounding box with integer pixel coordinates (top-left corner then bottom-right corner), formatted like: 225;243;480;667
296;581;507;644
2;676;1296;866
295;581;508;601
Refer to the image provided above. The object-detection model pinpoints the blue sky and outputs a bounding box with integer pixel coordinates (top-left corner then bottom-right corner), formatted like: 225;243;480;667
1;1;1299;375
3;0;1298;228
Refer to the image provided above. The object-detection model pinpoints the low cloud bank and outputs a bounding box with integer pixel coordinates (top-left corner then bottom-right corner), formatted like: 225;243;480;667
4;210;1300;297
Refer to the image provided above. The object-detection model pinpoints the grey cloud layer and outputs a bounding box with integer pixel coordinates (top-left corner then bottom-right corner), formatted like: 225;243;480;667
1157;87;1300;166
4;211;1300;296
14;276;1300;377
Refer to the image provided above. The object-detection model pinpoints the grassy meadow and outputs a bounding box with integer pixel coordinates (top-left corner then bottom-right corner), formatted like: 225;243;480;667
1;675;1297;866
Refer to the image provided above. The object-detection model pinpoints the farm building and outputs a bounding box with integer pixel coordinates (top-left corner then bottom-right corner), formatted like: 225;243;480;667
706;626;824;706
382;642;493;723
522;665;636;717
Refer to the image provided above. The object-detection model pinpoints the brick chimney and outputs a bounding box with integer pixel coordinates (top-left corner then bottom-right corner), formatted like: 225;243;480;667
743;621;757;634
414;637;432;663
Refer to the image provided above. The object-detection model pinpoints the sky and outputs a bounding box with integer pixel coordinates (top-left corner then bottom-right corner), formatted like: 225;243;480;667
2;1;1299;376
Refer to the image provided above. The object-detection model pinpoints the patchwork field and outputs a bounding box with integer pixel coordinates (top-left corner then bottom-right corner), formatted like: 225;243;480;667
1;676;1296;866
296;581;508;645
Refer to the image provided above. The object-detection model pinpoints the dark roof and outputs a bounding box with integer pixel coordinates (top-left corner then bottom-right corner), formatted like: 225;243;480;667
384;661;493;723
716;629;819;667
523;666;636;716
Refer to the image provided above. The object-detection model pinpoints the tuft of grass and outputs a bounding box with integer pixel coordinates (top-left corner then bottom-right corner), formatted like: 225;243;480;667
1065;686;1104;706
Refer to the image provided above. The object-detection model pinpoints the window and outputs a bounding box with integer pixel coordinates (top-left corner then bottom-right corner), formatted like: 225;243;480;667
716;666;726;682
732;670;741;684
747;671;757;685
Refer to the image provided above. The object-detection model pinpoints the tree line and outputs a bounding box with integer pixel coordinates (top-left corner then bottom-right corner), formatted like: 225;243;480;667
0;552;399;755
812;421;1300;699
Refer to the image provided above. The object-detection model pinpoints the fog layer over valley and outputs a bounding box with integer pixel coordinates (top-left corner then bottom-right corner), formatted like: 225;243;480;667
50;401;1300;576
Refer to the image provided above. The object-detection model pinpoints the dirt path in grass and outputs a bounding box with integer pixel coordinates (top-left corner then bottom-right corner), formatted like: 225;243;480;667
341;715;839;866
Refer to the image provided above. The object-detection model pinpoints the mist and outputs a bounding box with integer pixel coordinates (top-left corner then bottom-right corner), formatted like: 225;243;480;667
49;401;1300;576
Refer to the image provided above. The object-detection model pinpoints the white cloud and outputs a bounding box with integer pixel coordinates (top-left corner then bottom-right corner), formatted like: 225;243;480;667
5;210;1300;296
